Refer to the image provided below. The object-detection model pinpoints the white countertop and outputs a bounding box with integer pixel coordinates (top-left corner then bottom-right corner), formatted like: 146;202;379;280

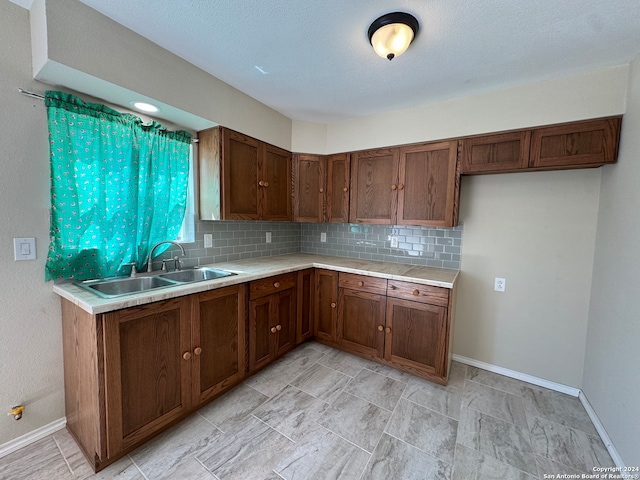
53;253;459;315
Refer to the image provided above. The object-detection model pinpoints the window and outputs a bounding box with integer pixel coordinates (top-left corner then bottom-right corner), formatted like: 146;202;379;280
175;145;196;243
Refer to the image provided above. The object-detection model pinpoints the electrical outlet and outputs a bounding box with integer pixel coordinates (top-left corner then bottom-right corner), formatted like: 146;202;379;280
390;236;399;248
494;277;506;292
266;232;272;243
320;232;327;243
203;234;213;248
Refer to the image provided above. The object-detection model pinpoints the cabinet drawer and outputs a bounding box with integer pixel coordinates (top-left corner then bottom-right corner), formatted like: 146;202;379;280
250;272;297;299
387;280;449;307
339;273;387;295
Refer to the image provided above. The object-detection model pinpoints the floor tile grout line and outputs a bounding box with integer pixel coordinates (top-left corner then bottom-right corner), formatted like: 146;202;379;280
454;441;539;479
194;455;219;479
532;452;591;477
526;411;603;440
127;453;150;480
463;404;529;431
401;392;462;421
50;434;74;477
464;377;527;400
465;369;530;397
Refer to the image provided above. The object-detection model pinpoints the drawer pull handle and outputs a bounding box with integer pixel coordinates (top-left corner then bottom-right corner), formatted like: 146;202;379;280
258;180;264;187
273;282;280;288
343;187;348;192
276;324;282;331
319;188;324;193
358;281;364;287
263;181;269;187
330;302;336;308
377;325;384;331
182;352;192;361
398;183;404;190
194;347;202;356
385;327;391;334
413;289;420;296
270;327;277;334
391;184;397;190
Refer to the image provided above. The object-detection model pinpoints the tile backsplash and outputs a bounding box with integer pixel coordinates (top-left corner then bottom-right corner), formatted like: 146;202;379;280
158;220;463;271
300;223;462;269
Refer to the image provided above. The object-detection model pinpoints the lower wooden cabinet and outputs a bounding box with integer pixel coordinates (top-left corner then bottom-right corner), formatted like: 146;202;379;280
296;269;314;343
327;273;455;385
248;273;297;371
62;284;247;471
314;269;338;344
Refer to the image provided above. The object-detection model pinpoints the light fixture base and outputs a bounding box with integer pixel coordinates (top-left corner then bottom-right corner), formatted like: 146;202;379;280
368;12;419;61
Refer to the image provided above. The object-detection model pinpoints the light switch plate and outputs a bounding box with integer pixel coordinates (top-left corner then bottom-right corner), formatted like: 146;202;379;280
14;237;36;260
203;234;213;248
320;232;327;242
266;232;272;243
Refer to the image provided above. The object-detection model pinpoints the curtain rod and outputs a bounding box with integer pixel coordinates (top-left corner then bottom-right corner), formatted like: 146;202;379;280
18;88;199;142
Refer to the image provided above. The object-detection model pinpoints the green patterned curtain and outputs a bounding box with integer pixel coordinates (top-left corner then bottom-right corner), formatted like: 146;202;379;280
45;91;191;281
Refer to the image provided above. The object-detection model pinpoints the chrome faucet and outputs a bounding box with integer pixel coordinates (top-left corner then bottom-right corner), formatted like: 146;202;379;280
146;241;186;272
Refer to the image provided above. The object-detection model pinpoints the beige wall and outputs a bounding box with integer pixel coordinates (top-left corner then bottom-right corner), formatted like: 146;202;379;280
583;55;640;465
0;1;64;445
455;170;601;387
31;0;293;150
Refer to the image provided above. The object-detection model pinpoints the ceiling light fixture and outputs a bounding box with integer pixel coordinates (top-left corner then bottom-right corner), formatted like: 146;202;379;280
131;101;160;113
368;12;419;61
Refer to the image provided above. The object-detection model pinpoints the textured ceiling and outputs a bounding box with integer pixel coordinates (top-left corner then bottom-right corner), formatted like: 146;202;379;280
35;1;640;122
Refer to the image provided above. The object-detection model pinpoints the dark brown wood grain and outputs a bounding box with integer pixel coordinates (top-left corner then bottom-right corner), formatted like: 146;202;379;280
297;269;315;343
326;153;350;223
293;154;325;222
338;288;386;358
314;269;339;345
460;131;531;174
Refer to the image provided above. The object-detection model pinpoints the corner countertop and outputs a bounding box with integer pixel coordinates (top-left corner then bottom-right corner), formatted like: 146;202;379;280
53;253;459;315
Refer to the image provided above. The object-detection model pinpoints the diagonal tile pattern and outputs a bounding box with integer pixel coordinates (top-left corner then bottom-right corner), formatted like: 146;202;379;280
0;342;615;480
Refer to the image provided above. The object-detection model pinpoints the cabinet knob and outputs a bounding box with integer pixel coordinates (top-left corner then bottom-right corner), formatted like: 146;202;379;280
343;187;348;193
271;327;277;334
330;302;336;308
358;281;364;287
391;184;397;190
385;327;391;334
398;183;404;190
273;281;280;288
258;180;264;187
377;325;384;332
319;188;324;193
413;289;420;296
276;324;282;331
263;181;269;187
194;347;202;356
182;352;192;361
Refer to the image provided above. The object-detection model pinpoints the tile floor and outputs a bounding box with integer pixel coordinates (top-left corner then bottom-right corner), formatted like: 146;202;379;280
0;341;615;480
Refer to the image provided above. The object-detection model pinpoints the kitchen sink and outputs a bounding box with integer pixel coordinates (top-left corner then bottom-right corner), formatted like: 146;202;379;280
75;267;236;298
77;275;177;298
157;267;236;283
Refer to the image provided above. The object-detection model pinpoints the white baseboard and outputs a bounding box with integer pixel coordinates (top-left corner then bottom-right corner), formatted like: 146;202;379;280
0;417;66;459
452;354;581;397
452;354;626;470
578;392;626;469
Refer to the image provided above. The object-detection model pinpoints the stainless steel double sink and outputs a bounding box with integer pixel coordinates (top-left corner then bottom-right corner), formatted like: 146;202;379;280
75;267;236;298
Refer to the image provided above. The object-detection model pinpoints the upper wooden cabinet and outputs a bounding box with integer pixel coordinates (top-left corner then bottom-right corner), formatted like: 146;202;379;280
326;153;350;223
460;131;531;174
460;116;621;174
293;154;325;223
529;117;621;169
293;153;350;223
199;127;291;221
350;141;459;227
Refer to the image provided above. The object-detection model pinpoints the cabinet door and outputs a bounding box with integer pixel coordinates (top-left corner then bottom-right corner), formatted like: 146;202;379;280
222;129;261;220
249;295;273;372
293;154;325;223
397;141;458;227
314;269;338;345
338;288;386;359
103;297;191;456
198;127;222;221
350;148;399;224
263;144;292;221
326;153;350;223
530;117;621;169
274;288;297;358
191;285;246;406
385;298;447;377
297;269;315;344
460;131;531;174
